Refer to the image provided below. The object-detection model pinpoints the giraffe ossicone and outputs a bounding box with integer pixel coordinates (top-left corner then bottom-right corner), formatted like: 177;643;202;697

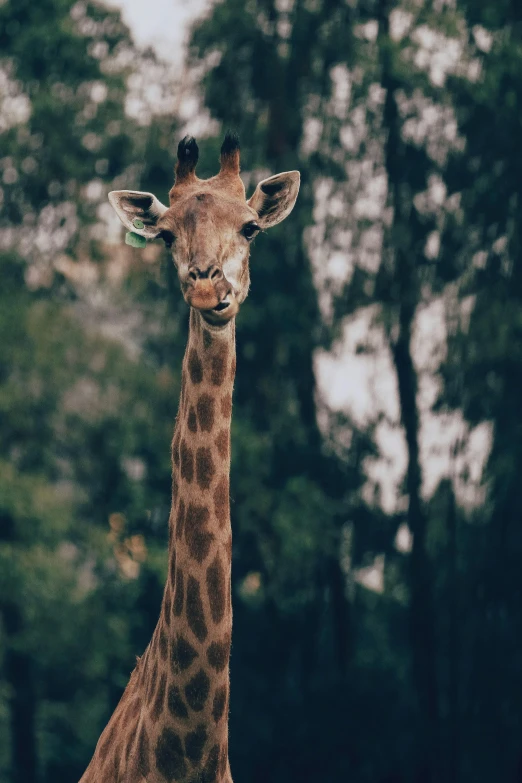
80;133;299;782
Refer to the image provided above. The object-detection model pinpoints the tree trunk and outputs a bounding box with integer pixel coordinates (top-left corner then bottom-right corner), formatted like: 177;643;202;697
377;0;441;778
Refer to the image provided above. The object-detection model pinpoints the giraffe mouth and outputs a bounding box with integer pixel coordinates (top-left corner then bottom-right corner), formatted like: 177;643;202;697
201;294;238;324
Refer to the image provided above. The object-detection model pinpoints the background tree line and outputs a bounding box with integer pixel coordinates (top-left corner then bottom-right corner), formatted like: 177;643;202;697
0;0;521;781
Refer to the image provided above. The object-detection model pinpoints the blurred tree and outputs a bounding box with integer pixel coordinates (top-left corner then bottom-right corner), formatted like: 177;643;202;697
441;2;522;779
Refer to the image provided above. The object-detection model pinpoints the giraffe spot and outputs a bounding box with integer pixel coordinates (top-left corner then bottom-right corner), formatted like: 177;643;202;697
185;504;214;564
221;393;232;419
210;352;227;386
197;394;215;432
172;428;181;467
169;547;177;587
124;724;135;764
171;635;197;673
215;429;229;460
213;477;229;526
173;568;184;616
230;355;236;379
146;659;158;702
180;440;194;483
180;375;187;410
175;498;186;542
155;728;186;781
125;695;141;725
98;722;116;762
203;330;213;350
171;475;178;505
137;648;149;685
224;535;232;562
159;628;168;661
150;672;166;723
167;685;189;720
188;406;198;433
219;741;228;778
136;725;151;777
207;635;231;672
186;576;208;642
212;685;228;723
112;748;122;778
185;668;211;712
185;724;208;766
206;554;227;624
188;349;203;384
196;447;215;490
164;590;171;626
203;744;220;780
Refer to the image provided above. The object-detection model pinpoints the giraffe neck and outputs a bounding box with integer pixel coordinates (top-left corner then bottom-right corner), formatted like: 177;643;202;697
145;308;236;781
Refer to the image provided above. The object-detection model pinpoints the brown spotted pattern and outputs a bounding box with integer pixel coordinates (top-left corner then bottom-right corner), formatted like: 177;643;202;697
196;447;215;490
186;575;209;642
188;406;198;433
212;686;228;724
155;728;187;780
207;554;227;624
180;439;194;483
173;568;184;616
185;504;214;564
168;685;189;720
79;314;236;783
207;635;231;672
215;429;229;460
197;394;215;432
185;724;208;765
150;672;166;722
185;669;211;712
188;349;203;384
221;393;232;419
214;477;230;525
171;635;197;673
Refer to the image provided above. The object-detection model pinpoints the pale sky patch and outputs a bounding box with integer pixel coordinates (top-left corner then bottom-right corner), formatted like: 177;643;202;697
103;0;211;66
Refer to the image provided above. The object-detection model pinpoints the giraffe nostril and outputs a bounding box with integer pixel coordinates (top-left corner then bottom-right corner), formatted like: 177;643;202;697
188;265;222;282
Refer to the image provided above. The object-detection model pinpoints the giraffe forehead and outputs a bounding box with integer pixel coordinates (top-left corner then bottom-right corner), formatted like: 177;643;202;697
160;191;257;236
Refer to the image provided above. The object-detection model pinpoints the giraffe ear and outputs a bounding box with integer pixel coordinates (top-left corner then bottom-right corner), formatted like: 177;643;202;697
247;171;300;229
108;190;168;239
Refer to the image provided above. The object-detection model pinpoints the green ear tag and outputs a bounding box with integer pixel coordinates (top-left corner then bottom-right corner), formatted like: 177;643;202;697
125;231;147;248
133;219;145;229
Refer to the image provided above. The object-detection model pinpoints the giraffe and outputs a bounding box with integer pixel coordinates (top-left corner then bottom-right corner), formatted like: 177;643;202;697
79;132;300;783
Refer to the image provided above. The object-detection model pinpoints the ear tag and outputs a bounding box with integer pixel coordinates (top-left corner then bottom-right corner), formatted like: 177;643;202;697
125;231;147;248
133;219;145;229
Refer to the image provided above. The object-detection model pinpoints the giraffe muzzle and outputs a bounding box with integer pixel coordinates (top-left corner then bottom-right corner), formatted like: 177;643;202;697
186;279;221;310
186;277;237;322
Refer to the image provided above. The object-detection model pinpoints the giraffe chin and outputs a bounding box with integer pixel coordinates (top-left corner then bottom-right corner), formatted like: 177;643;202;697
200;296;239;325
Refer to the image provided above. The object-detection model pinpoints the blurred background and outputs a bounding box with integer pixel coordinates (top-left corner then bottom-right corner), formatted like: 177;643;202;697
0;0;520;781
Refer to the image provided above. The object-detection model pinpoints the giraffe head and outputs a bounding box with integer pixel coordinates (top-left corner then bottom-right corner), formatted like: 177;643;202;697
109;132;300;325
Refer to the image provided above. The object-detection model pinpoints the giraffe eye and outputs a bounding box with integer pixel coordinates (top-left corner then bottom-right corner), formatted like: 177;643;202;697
242;222;260;241
157;229;175;248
